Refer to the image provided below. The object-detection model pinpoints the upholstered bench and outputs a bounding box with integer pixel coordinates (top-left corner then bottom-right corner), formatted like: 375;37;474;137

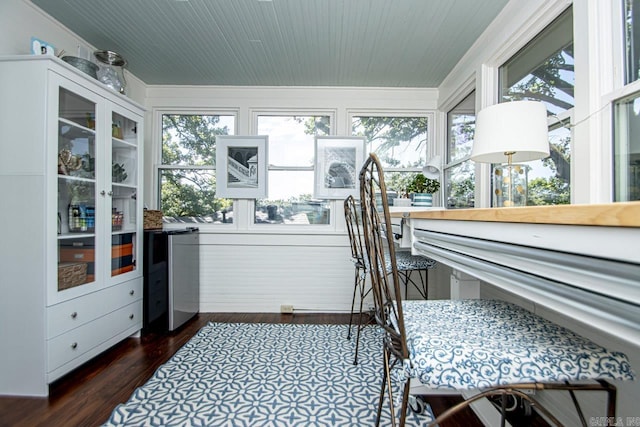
396;299;635;425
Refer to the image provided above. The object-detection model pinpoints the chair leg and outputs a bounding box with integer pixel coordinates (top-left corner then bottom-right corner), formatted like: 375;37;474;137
376;349;391;427
347;268;359;340
353;279;366;365
399;376;411;427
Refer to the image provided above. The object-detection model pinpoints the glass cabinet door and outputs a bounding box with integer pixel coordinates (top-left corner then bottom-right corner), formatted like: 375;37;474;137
110;110;138;277
57;87;97;290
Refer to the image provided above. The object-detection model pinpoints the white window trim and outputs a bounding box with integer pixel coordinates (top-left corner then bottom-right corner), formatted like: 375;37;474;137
443;87;476;210
247;108;340;233
153;107;240;231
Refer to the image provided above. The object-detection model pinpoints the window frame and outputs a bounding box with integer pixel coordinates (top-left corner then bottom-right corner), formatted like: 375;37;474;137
444;90;476;210
609;0;640;202
348;110;437;204
247;109;338;232
347;110;436;171
153;108;239;230
497;6;574;207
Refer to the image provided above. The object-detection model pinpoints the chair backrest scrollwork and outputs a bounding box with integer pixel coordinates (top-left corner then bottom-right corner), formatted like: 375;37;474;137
344;195;366;269
358;153;408;361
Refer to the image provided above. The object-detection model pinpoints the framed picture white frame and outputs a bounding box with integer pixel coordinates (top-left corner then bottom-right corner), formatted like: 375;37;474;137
216;135;268;199
314;136;366;199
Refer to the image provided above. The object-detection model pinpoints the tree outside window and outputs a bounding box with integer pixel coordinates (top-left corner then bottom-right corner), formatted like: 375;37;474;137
352;115;429;198
499;7;573;205
159;114;235;224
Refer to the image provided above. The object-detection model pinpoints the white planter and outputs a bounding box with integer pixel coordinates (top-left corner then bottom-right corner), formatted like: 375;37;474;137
393;198;412;207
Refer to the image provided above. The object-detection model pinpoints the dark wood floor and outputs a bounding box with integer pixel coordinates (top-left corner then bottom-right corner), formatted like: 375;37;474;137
0;312;537;427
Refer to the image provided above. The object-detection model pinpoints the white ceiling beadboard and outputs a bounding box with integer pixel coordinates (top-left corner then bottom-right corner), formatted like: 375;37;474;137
30;0;508;87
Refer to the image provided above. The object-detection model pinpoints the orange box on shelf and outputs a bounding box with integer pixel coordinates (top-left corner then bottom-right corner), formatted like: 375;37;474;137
111;243;133;259
111;265;135;276
60;247;95;263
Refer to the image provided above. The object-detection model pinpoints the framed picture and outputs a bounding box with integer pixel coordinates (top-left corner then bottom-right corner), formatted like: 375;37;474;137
216;135;268;199
314;136;366;199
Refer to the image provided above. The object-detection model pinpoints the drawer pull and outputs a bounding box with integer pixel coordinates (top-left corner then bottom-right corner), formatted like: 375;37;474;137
71;312;78;319
129;290;135;296
129;314;134;320
71;342;78;350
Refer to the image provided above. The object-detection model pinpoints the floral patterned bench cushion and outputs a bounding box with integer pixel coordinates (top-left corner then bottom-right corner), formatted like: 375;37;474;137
399;299;635;390
351;251;436;275
391;250;436;272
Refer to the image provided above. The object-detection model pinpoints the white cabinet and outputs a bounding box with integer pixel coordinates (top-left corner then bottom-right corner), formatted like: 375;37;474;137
0;56;144;396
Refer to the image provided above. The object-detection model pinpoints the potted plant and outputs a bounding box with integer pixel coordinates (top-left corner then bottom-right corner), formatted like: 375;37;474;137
387;173;413;206
407;173;440;207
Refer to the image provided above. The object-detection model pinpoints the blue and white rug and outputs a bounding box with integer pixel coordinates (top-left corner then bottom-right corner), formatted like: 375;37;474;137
103;322;434;426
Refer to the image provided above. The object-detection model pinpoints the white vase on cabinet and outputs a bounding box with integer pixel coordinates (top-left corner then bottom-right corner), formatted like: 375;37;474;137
0;55;144;396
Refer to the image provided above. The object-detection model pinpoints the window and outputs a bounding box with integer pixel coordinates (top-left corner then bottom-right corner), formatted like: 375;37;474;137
351;115;429;199
614;0;640;202
625;0;640;84
499;7;573;205
158;113;235;224
254;114;331;225
445;92;475;209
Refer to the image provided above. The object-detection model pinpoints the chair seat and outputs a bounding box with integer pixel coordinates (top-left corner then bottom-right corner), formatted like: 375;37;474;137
358;252;436;274
399;299;635;390
391;251;436;272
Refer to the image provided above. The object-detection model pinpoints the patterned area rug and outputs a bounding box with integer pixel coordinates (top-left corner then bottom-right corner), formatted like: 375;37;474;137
103;322;434;426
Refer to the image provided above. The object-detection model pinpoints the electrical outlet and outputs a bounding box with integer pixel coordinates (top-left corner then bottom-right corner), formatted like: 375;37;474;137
280;304;294;314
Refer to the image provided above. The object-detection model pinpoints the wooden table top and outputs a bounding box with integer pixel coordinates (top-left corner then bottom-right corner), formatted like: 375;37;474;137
391;201;640;227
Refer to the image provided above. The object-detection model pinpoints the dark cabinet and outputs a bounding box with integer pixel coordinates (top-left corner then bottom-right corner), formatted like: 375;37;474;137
143;231;168;330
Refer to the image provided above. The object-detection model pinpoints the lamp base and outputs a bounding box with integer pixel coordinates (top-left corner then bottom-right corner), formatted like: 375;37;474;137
493;164;529;207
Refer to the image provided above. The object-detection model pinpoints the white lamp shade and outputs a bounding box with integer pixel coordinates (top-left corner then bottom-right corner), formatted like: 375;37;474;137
471;100;550;163
422;155;441;179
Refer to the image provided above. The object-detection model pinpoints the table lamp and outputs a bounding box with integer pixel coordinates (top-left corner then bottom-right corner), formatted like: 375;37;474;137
422;155;441;179
471;100;549;207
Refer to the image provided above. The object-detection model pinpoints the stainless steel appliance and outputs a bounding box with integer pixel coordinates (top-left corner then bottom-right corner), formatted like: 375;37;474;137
167;228;200;331
143;227;199;331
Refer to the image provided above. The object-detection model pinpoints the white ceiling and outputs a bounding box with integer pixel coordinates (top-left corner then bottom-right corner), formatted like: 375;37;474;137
31;0;508;87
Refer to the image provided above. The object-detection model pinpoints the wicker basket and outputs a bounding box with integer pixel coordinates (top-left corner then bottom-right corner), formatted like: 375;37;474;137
58;262;87;290
143;210;163;230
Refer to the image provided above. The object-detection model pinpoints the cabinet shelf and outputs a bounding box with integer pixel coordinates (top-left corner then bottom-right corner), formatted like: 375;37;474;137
58;232;95;240
59;118;95;138
58;174;96;183
112;137;136;150
112;182;136;190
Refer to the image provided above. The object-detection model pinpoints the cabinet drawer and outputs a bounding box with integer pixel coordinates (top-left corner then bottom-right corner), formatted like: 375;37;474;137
47;278;142;339
47;300;142;372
